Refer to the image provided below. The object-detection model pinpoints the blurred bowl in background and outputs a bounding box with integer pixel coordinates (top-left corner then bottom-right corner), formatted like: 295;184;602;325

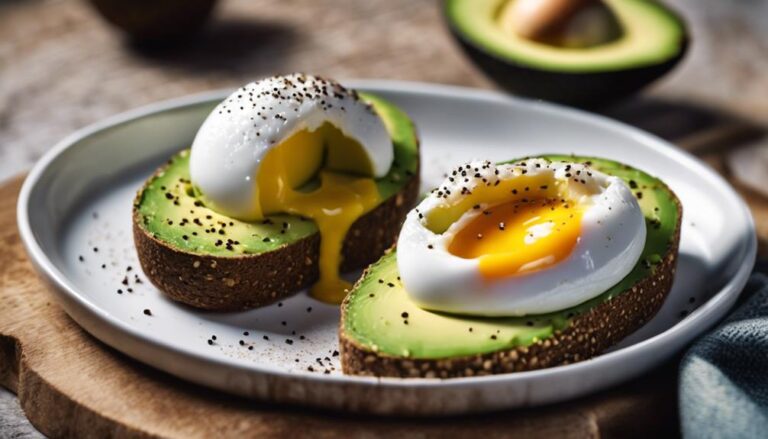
88;0;219;43
444;0;688;108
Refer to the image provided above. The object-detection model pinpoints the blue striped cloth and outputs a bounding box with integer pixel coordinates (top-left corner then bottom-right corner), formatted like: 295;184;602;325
680;271;768;438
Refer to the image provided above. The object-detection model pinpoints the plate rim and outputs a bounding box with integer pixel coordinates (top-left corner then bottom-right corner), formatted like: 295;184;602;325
16;79;757;393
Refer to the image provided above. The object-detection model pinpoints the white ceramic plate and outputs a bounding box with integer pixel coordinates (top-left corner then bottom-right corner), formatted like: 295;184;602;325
18;81;756;416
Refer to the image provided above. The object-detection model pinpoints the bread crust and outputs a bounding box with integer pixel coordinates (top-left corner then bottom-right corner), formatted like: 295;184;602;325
133;166;420;311
340;197;682;378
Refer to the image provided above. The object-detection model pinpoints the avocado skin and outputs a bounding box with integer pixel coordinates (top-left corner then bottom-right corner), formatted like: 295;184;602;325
444;5;688;108
453;35;687;108
88;0;217;42
133;164;419;311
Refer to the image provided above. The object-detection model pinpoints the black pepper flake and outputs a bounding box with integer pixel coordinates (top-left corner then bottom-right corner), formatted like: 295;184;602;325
285;339;294;345
401;312;409;318
490;335;497;340
78;255;84;262
143;309;152;316
263;335;269;340
207;339;214;345
243;331;250;336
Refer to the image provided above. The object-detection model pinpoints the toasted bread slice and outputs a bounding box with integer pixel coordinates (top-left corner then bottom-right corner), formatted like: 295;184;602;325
133;92;420;311
340;156;681;378
133;168;418;311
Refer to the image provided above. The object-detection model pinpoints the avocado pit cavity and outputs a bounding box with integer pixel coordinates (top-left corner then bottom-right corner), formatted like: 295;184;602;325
500;0;622;48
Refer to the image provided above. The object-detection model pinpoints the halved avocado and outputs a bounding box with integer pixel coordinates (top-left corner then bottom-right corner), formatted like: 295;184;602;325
444;0;688;107
340;156;681;378
89;0;218;42
133;93;420;311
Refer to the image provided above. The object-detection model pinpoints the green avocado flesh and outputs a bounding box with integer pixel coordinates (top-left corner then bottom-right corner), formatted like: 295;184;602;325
445;0;686;72
135;92;419;257
343;156;678;359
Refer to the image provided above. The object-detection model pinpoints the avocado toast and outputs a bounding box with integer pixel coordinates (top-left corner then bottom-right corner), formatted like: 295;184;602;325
133;92;420;311
340;156;680;378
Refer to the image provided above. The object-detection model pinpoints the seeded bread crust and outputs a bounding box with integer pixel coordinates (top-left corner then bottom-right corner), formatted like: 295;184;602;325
133;163;420;312
339;197;681;378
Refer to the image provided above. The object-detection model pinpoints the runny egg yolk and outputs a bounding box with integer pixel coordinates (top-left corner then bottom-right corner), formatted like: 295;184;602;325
448;198;583;279
256;123;380;303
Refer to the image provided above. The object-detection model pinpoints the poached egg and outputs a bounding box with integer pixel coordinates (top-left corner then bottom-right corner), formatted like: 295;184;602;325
190;74;394;302
397;158;646;316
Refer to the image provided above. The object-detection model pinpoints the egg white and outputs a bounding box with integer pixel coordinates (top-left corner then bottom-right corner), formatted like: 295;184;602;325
397;158;646;316
189;74;393;220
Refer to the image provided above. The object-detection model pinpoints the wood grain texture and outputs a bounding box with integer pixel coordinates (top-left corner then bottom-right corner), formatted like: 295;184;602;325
0;174;679;437
0;0;767;436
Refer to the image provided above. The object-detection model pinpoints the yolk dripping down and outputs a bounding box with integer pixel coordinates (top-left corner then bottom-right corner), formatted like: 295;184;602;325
256;123;381;303
448;198;583;280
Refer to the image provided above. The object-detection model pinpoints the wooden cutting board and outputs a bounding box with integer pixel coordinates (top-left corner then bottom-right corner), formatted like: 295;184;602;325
0;175;680;438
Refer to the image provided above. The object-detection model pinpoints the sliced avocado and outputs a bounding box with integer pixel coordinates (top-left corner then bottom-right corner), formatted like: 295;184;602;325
444;0;688;106
342;156;679;359
134;92;419;257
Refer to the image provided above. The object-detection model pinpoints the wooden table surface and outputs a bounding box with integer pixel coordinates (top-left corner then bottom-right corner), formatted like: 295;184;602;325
1;0;767;437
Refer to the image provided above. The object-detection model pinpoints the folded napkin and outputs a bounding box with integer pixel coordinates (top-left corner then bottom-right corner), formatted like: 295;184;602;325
680;272;768;439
